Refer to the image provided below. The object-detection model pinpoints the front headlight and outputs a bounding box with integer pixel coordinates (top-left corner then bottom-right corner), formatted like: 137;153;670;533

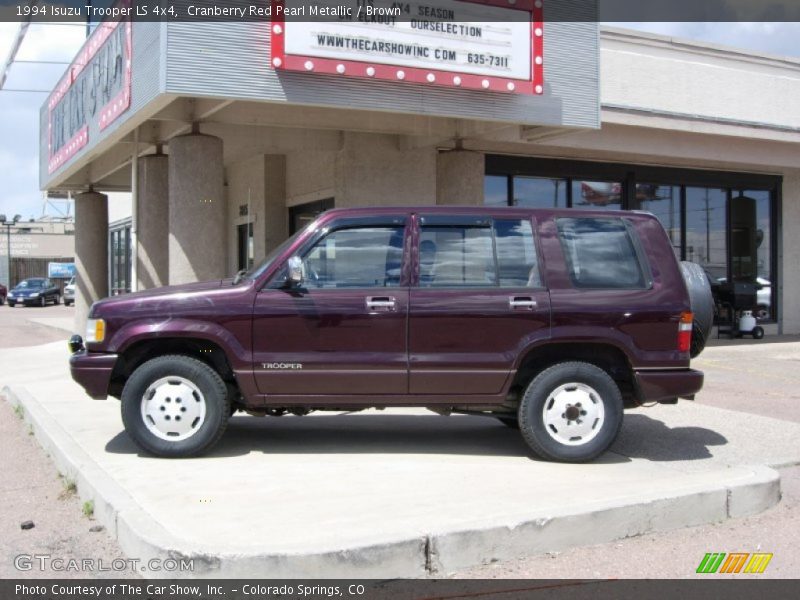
85;318;106;343
30;293;39;297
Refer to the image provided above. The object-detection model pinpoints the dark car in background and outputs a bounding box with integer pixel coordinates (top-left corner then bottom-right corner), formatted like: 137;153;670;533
69;207;711;462
7;278;61;307
0;282;6;305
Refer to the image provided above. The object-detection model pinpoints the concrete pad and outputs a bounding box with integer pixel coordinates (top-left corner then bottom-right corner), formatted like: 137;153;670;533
2;342;796;578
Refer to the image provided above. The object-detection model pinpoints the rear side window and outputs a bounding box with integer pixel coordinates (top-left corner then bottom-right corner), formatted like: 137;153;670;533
495;219;541;287
420;226;495;287
419;218;541;288
557;217;649;289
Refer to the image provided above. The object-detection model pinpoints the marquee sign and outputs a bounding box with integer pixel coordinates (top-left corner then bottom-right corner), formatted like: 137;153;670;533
47;12;132;173
271;0;544;94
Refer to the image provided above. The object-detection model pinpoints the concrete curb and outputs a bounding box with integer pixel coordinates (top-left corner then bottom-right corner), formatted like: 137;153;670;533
3;384;783;578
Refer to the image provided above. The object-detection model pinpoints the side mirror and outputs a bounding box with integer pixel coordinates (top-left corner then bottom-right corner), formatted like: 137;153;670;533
287;256;304;285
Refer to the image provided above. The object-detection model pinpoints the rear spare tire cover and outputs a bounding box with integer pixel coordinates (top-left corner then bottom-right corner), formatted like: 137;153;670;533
680;261;714;357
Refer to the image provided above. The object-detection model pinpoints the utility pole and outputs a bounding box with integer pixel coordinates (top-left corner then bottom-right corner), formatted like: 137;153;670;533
0;214;21;288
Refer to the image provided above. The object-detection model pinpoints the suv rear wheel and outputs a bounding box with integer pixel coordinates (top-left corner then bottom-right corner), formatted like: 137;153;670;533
121;355;230;458
518;361;623;462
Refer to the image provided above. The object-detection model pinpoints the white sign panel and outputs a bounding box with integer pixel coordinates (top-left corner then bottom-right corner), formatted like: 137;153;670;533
272;0;544;94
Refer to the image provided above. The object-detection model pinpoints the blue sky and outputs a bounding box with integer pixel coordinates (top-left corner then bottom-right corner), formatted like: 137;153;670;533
1;21;799;220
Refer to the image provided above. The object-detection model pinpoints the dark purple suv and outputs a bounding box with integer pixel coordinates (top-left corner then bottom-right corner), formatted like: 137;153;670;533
69;207;709;462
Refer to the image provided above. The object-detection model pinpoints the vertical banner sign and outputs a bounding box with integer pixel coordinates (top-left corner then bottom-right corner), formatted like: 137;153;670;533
48;8;133;173
271;0;544;94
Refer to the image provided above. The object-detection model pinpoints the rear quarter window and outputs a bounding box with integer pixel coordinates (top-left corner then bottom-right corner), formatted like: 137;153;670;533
556;217;650;289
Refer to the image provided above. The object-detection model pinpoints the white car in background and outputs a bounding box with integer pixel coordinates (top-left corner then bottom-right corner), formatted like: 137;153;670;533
756;277;771;320
63;276;75;307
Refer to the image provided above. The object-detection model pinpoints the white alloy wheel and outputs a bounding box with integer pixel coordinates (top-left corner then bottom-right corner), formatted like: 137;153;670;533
141;376;207;441
541;382;605;446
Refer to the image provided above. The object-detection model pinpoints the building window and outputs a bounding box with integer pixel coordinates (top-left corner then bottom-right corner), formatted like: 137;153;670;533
514;176;567;208
237;223;254;271
109;221;132;295
484;176;509;207
571;180;622;210
484;155;780;322
637;183;681;258
734;190;773;320
289;198;334;234
685;187;727;281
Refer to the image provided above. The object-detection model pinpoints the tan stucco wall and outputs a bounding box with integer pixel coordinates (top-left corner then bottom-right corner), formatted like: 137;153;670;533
286;149;336;207
335;133;437;207
436;150;485;206
781;170;800;334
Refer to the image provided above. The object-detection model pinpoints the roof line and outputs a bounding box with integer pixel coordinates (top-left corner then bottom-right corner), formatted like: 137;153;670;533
600;25;800;69
602;103;800;135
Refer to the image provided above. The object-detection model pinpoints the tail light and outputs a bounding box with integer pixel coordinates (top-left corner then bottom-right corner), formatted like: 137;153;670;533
677;311;693;353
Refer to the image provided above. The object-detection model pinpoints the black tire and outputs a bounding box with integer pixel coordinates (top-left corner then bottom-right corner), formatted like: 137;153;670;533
752;326;765;340
53;295;60;305
496;416;519;429
8;301;15;308
121;355;230;458
680;262;715;358
518;361;624;463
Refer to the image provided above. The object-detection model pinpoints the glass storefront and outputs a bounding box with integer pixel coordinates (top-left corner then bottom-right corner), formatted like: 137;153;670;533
109;220;132;295
514;176;567;208
485;156;779;321
637;184;681;258
572;180;622;210
685;187;727;280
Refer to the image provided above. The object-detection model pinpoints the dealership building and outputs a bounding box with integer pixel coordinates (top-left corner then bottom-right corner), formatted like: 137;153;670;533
39;5;800;334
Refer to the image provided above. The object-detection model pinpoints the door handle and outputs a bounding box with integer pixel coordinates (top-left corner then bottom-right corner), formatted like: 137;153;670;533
509;296;537;310
366;296;397;311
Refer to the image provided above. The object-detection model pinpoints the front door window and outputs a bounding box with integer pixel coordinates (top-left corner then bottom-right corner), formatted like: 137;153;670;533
302;226;404;288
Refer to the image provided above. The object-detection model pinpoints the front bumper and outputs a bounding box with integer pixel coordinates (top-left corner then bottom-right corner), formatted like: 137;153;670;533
70;349;118;400
9;296;39;304
634;369;704;403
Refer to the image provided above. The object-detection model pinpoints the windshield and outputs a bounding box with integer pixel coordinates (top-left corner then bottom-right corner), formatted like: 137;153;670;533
18;279;45;289
245;223;313;281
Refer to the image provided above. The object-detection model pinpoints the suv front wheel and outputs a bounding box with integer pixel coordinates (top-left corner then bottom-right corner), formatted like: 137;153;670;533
518;361;623;463
121;355;230;458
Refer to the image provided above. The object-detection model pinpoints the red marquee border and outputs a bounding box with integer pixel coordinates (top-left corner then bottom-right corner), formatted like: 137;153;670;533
48;14;133;174
271;0;545;95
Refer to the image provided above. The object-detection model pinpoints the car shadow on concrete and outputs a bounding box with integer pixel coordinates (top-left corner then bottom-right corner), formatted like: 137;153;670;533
106;414;551;459
611;413;728;462
100;412;730;463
